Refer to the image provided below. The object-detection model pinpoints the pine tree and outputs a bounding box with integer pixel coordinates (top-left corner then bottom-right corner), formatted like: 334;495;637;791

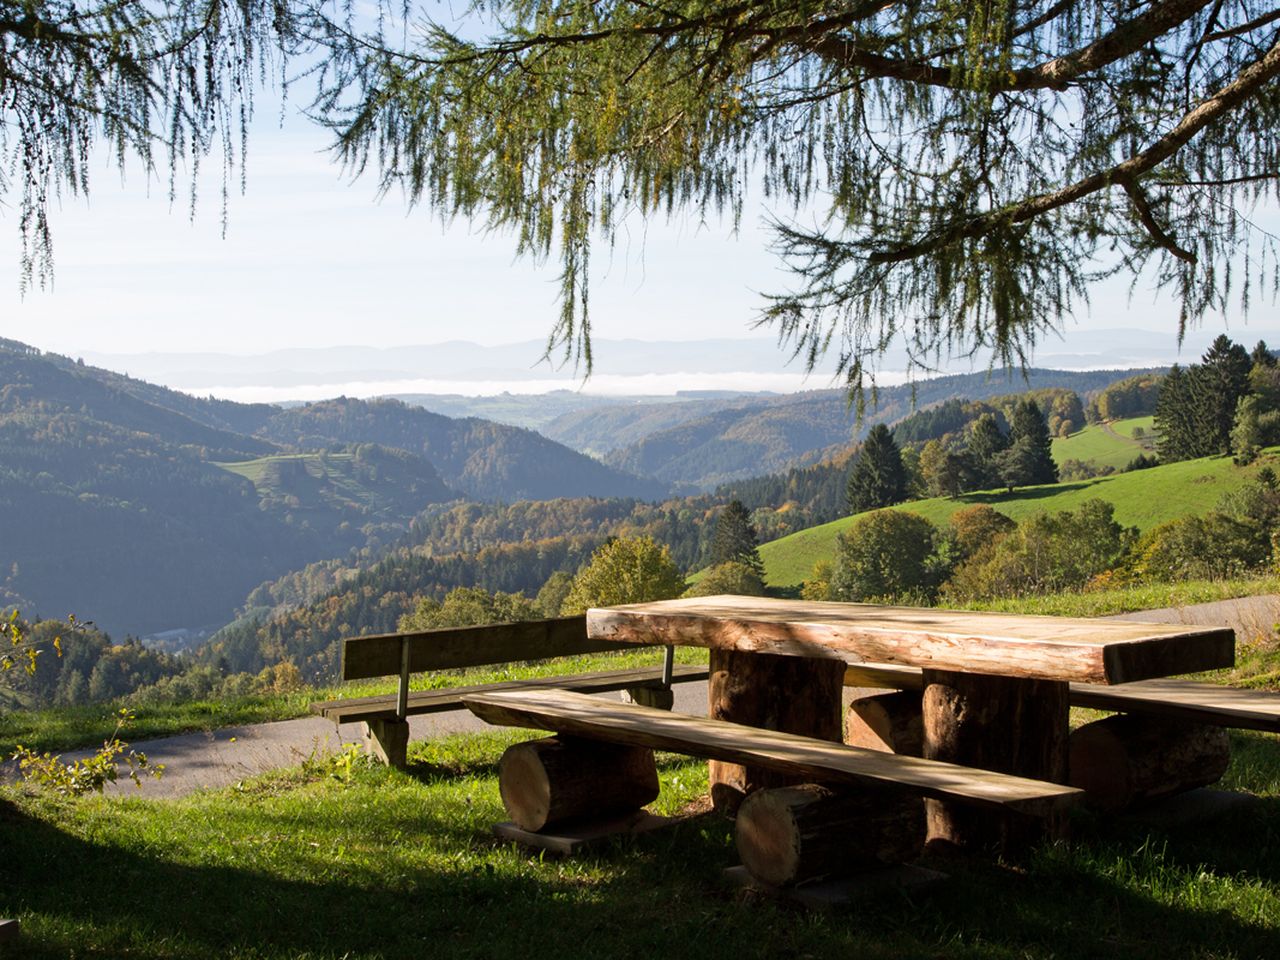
1007;400;1058;485
711;500;764;577
1252;341;1277;369
846;424;907;513
1155;365;1199;462
966;413;1010;488
1196;335;1253;455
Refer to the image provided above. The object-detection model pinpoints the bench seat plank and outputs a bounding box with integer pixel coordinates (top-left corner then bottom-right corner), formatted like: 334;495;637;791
844;664;1280;733
313;665;708;724
463;689;1083;817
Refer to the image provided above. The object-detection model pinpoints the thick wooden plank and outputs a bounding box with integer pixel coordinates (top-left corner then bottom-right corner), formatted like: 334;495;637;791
314;665;709;722
589;596;1234;684
463;689;1083;817
341;615;641;681
843;663;1280;733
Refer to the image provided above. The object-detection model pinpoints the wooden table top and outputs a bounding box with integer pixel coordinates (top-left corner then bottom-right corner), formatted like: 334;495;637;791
587;596;1235;685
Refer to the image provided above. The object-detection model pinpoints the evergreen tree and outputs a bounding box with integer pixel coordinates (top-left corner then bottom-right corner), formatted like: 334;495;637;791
846;424;907;513
1155;364;1201;462
966;413;1010;488
1253;341;1277;369
711;500;764;576
1007;400;1058;485
1195;335;1253;455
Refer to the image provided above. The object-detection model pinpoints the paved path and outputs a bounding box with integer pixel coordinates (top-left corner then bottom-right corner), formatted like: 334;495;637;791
6;595;1277;799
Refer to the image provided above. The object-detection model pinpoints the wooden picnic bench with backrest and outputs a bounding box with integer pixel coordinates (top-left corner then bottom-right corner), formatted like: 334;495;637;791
311;615;708;767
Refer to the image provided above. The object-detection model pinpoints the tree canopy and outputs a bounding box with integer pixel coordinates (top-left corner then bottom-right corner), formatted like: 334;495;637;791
1;0;291;289
311;0;1280;383
846;423;907;511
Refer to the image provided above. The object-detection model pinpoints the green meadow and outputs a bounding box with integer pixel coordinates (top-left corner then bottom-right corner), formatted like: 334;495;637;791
759;450;1276;588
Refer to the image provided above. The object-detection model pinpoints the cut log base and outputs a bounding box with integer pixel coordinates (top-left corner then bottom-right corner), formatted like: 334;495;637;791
497;736;659;832
363;718;409;769
708;649;845;813
735;784;924;887
846;691;924;756
1069;715;1231;812
922;669;1069;857
0;919;19;944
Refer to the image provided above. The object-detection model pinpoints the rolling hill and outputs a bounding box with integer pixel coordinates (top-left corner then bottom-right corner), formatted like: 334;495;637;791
565;368;1159;491
758;451;1273;587
1052;417;1157;470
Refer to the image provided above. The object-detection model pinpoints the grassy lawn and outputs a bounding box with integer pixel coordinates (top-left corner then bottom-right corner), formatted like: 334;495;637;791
1051;417;1152;470
760;450;1278;587
4;725;1280;959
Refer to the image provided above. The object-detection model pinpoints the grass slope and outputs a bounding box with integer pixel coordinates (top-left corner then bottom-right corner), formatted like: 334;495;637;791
4;721;1280;959
761;449;1276;587
1051;416;1155;470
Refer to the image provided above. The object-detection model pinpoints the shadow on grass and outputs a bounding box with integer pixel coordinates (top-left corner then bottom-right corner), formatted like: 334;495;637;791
4;791;1279;960
955;478;1102;507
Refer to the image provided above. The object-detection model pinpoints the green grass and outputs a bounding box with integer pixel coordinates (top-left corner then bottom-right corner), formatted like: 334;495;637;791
761;449;1279;587
0;647;709;755
1114;416;1156;440
1051;417;1153;470
960;576;1280;622
5;723;1280;959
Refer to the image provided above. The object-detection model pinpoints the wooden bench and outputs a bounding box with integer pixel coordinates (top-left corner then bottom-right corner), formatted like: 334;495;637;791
843;663;1280;733
310;615;708;767
464;688;1084;818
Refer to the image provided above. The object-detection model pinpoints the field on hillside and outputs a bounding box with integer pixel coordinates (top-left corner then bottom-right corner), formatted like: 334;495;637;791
1050;416;1155;470
760;449;1275;587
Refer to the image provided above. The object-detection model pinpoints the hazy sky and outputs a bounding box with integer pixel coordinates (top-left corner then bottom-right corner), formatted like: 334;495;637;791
4;83;1277;374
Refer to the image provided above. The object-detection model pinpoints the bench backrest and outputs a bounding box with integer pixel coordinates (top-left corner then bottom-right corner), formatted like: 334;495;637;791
341;615;642;681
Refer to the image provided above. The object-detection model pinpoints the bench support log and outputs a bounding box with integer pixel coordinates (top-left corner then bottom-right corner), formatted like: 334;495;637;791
736;784;924;887
708;649;845;813
363;717;409;769
922;669;1069;856
498;736;660;832
1069;715;1231;812
846;691;924;756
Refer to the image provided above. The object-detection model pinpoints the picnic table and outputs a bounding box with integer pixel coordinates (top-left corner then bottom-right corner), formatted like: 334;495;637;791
587;595;1236;851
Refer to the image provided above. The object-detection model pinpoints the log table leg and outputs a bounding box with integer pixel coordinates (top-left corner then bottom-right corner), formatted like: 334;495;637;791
708;649;845;813
921;669;1069;856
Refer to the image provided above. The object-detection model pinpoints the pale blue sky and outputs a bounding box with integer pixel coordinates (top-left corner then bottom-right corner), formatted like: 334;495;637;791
3;82;1277;377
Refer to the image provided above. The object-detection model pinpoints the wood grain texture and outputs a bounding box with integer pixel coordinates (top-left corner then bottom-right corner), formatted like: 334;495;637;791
313;665;708;723
922;670;1069;854
735;784;924;886
1069;716;1231;812
497;736;659;831
462;689;1083;816
341;615;637;681
846;691;924;756
588;596;1234;684
841;664;1280;733
707;649;845;812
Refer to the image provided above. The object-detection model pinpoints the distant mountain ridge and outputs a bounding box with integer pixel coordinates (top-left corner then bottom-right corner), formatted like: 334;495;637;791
0;342;667;636
562;369;1160;490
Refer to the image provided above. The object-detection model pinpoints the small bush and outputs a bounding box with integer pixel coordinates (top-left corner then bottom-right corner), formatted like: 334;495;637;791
684;561;766;598
1132;513;1270;582
830;511;941;603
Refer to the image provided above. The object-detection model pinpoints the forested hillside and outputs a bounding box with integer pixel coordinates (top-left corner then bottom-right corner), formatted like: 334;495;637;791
0;343;666;636
255;397;669;501
588;369;1152;490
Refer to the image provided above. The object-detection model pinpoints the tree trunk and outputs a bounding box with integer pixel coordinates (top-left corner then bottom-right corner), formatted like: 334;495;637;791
735;783;925;887
708;649;845;813
846;691;924;756
1069;715;1231;812
921;669;1069;856
497;736;659;832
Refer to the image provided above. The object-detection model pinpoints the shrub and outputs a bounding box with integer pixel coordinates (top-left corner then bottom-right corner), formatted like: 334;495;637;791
948;505;1015;562
944;500;1134;600
684;561;766;598
561;536;686;614
1133;513;1270;582
830;511;941;603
